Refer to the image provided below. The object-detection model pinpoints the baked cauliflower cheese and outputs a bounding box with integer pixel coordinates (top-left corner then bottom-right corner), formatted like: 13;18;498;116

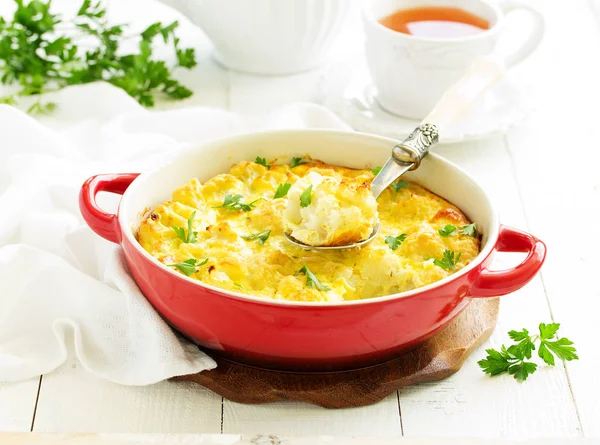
136;157;480;302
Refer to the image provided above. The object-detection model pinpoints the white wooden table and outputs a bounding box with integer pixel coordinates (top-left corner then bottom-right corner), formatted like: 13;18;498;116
1;0;600;440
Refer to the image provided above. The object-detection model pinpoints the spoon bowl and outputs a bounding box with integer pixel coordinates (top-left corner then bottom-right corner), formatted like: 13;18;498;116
283;223;381;251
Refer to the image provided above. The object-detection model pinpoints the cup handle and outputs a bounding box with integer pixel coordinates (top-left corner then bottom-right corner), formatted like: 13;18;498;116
496;0;545;67
79;173;140;244
469;225;547;298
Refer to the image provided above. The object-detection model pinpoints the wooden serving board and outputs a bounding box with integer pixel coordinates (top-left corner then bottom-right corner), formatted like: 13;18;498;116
175;298;499;409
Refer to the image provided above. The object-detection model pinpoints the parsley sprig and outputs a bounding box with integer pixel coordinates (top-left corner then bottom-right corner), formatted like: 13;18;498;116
167;258;208;276
294;265;330;291
213;194;260;212
479;323;578;381
385;234;407;251
433;249;461;270
438;224;457;237
242;230;271;245
172;211;197;244
390;180;409;201
459;223;478;237
273;183;291;199
299;185;312;207
0;0;197;110
290;157;308;168
255;156;270;169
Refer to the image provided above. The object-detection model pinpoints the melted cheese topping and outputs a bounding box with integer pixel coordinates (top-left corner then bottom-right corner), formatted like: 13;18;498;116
136;160;480;302
283;171;378;246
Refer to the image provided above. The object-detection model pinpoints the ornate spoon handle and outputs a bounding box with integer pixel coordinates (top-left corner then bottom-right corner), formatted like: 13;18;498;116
373;55;506;199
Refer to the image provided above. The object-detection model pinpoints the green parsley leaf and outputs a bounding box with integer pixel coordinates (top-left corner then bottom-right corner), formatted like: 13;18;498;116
167;258;208;276
537;323;579;363
390;180;409;201
242;230;271;245
255;156;270;169
438;224;457;237
273;183;292;199
478;347;512;376
371;166;382;175
294;264;330;291
479;322;578;382
290;157;308;168
299;185;313;208
433;249;461;270
458;223;478;237
385;234;407;251
171;211;198;244
508;361;538;381
213;194;260;212
539;322;561;340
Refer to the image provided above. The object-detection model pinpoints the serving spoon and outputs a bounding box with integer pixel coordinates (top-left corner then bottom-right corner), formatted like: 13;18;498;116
285;54;507;251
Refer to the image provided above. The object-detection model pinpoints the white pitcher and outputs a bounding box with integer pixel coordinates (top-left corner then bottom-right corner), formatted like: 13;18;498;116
161;0;354;75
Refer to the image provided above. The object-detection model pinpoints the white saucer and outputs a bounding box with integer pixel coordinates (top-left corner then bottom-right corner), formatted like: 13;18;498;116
317;61;535;143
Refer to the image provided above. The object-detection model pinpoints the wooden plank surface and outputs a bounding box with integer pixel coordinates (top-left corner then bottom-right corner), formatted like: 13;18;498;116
0;432;596;445
399;136;580;438
503;0;600;437
0;379;40;431
32;354;222;433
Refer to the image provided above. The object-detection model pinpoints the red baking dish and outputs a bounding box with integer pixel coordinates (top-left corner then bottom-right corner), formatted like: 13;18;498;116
79;130;546;371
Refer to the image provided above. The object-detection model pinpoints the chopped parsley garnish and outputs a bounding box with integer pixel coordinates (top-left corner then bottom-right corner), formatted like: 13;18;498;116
371;166;382;175
273;183;292;199
438;224;457;237
299;185;313;207
290;157;308;168
294;265;330;291
390;180;409;201
213;194;260;212
255;156;270;169
172;211;198;243
242;230;271;245
433;249;461;270
384;234;407;251
479;323;578;382
167;258;208;276
459;223;478;237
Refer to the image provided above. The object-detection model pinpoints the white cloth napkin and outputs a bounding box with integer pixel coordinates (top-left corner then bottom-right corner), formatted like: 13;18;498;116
0;82;350;385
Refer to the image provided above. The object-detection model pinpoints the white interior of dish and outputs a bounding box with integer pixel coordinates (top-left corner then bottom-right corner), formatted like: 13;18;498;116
120;129;498;306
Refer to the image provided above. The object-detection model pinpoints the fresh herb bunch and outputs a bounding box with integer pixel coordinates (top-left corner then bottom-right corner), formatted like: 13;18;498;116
0;0;197;111
479;323;578;381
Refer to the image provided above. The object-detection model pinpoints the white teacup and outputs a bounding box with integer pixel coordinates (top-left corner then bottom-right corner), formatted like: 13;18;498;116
363;0;544;119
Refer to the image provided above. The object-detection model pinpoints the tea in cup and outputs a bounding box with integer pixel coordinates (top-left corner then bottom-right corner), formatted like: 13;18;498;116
363;0;544;119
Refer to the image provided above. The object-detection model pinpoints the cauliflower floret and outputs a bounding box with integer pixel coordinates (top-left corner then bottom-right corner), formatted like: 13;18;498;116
283;171;378;247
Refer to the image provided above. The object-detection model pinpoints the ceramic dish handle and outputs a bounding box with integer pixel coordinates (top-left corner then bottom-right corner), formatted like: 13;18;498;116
469;225;546;298
79;173;140;244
